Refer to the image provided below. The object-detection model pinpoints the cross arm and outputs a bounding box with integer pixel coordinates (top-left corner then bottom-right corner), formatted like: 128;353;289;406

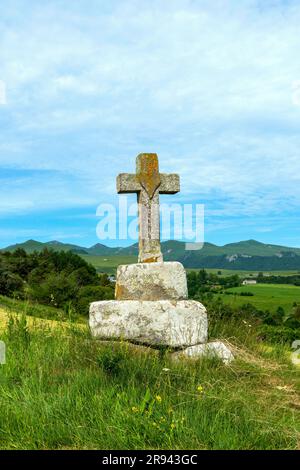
117;173;142;194
159;173;180;194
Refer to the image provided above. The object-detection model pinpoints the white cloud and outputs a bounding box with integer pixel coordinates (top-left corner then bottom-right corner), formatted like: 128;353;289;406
0;0;300;229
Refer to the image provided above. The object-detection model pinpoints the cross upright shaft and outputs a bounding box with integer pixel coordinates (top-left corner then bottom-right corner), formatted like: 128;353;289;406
117;153;180;263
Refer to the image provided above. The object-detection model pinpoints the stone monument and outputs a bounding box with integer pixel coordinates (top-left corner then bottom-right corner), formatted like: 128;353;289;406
89;153;233;363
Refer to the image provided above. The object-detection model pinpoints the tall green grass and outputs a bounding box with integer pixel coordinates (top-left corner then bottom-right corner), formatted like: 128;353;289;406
0;313;299;450
0;295;83;323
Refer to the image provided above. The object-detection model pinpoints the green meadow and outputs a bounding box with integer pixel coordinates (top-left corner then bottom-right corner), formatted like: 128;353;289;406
81;255;137;273
0;308;299;450
215;284;300;314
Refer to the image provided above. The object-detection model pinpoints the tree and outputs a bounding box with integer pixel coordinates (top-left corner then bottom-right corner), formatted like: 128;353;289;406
75;285;114;316
0;269;23;296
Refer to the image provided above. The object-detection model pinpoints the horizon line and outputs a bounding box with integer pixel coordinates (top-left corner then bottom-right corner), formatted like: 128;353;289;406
1;238;300;251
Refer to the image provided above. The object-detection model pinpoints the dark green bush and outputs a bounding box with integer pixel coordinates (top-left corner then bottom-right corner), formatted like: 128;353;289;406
0;270;24;296
29;272;78;308
75;285;114;315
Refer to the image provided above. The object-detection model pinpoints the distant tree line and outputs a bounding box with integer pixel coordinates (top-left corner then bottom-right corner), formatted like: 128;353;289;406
257;272;300;286
0;249;114;316
182;253;300;270
187;269;241;298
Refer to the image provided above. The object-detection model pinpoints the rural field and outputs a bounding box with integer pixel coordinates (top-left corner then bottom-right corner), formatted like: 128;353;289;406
79;253;300;317
216;284;300;314
80;254;300;317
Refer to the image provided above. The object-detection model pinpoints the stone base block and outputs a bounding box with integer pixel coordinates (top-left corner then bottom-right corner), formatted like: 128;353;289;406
171;341;234;364
89;299;207;348
115;262;188;301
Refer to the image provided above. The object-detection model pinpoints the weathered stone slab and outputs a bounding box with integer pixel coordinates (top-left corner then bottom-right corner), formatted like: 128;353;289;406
89;299;207;348
171;341;234;364
115;262;188;301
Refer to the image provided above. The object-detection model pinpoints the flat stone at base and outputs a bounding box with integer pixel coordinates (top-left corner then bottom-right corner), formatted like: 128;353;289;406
115;262;188;301
171;341;234;364
89;299;207;348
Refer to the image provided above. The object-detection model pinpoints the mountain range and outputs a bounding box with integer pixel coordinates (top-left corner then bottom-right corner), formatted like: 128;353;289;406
2;239;300;270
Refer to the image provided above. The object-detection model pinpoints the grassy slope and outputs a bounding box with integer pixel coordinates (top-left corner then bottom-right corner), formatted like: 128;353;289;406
0;295;85;323
0;304;299;449
0;307;70;332
215;284;300;314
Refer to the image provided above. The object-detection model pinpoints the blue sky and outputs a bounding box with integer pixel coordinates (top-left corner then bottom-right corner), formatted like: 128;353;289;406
0;0;300;248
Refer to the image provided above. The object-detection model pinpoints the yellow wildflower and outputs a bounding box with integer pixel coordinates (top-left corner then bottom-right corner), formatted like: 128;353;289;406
155;395;162;403
131;406;139;413
197;385;203;393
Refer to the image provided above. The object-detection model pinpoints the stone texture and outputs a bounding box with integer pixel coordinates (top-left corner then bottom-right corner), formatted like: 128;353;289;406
171;341;234;364
89;299;207;348
115;262;188;301
117;154;180;263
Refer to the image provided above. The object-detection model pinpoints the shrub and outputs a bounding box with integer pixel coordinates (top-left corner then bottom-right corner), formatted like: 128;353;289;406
75;285;114;316
29;272;78;308
284;305;300;329
0;249;112;316
257;324;300;344
0;270;24;296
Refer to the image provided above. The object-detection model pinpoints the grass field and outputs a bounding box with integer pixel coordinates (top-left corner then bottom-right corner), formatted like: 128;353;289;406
81;254;300;276
0;306;299;450
215;284;300;314
81;255;137;273
0;295;85;323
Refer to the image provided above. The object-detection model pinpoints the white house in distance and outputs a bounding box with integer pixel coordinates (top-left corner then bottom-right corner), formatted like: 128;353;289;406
242;279;257;286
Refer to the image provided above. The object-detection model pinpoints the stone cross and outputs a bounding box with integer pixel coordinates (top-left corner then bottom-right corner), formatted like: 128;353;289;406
117;153;180;263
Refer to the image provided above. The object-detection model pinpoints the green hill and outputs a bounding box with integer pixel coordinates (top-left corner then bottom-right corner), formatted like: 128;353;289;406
3;238;300;271
3;239;46;254
3;239;89;254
